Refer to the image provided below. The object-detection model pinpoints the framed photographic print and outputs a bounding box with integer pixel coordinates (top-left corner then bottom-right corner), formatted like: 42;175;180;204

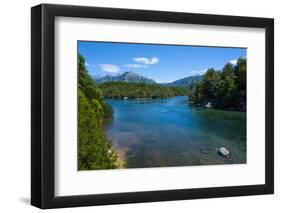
31;3;274;209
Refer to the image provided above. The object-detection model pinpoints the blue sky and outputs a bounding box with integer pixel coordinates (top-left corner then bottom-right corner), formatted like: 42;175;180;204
78;41;246;83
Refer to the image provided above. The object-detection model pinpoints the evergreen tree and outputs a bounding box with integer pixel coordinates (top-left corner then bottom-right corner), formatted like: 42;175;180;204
189;58;246;111
78;54;117;170
99;82;189;99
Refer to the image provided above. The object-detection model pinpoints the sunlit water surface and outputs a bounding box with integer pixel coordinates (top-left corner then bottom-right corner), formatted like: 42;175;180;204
105;96;246;168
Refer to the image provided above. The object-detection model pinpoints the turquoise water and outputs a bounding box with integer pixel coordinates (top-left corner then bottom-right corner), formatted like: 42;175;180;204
105;96;246;168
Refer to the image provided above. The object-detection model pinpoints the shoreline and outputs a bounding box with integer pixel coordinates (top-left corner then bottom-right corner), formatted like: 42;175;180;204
105;95;187;101
188;103;246;113
115;148;127;168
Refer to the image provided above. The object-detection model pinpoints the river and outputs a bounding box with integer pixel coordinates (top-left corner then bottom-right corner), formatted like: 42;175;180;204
105;96;246;168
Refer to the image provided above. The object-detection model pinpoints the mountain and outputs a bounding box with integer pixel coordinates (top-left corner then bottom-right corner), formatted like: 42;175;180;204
165;75;202;87
96;71;156;84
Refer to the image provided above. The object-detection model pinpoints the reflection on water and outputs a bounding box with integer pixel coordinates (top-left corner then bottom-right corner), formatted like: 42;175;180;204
105;96;246;168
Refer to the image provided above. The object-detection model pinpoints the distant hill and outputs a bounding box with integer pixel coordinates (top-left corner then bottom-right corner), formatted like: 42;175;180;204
95;71;202;88
165;75;202;87
96;71;156;84
99;82;189;99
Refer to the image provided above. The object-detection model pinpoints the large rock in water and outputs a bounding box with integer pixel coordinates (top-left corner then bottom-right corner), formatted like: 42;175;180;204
218;147;230;156
205;102;212;108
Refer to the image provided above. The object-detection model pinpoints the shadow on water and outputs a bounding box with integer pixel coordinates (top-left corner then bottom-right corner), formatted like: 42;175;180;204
105;96;246;168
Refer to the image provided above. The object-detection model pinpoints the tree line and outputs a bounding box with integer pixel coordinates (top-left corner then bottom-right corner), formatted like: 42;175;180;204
189;57;246;111
78;54;118;170
99;82;189;99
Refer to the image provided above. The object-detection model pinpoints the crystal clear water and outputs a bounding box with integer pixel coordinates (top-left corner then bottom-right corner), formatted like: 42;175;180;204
105;96;246;168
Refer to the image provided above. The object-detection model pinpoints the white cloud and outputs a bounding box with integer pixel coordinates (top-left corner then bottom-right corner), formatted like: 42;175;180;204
99;64;120;74
133;57;159;65
124;64;148;68
188;69;207;76
85;62;90;67
229;59;238;65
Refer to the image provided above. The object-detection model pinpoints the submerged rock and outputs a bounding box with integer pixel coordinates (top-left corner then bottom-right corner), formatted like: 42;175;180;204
200;149;208;154
218;147;229;156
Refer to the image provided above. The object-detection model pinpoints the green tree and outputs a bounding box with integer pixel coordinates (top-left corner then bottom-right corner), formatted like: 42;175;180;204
189;58;246;111
78;54;117;170
234;58;247;110
201;68;221;99
99;82;189;99
218;63;236;108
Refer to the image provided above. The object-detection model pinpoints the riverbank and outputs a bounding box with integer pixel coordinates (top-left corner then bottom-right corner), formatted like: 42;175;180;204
115;149;127;168
188;99;246;112
99;81;189;99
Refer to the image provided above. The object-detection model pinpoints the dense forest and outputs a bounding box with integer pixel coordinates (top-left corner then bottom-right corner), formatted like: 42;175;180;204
99;82;189;99
189;57;246;111
78;54;118;170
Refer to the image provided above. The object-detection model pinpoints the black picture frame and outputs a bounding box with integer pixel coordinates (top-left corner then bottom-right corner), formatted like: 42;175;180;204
31;3;274;209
